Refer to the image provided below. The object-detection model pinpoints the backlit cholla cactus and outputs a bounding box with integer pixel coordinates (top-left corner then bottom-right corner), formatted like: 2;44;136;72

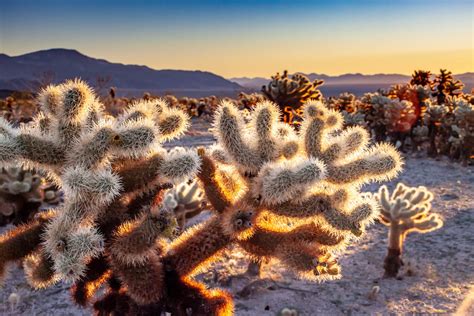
424;102;452;156
362;94;417;148
262;71;324;123
200;100;402;280
238;92;266;111
328;93;358;113
410;70;432;87
433;69;464;105
327;93;366;128
0;167;60;225
376;183;443;277
449;99;474;164
0;80;201;312
383;99;417;135
163;179;206;229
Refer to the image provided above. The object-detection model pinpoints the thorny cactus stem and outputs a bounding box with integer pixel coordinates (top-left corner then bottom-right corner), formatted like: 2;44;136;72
376;183;443;277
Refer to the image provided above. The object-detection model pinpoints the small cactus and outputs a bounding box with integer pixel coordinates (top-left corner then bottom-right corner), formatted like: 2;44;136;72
0;167;60;225
163;179;206;229
376;183;443;277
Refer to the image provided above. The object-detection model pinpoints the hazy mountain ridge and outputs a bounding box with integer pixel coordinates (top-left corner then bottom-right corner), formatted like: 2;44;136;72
0;49;241;97
232;72;474;96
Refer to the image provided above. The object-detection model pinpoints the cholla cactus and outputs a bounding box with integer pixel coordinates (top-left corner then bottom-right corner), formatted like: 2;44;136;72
238;92;266;110
163;179;206;229
0;84;402;315
376;183;443;277
433;69;464;105
328;93;358;113
383;99;417;135
424;102;452;156
262;71;324;123
0;166;60;225
410;70;432;87
199;100;402;280
450;99;474;164
362;93;417;148
0;80;202;313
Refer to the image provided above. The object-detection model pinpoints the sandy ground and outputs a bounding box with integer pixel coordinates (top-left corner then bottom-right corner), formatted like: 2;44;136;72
1;118;473;315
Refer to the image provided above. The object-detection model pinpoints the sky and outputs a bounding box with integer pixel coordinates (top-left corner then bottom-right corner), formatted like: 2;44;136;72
0;0;473;78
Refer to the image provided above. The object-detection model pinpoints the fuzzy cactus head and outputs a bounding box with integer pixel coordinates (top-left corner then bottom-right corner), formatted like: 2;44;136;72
377;183;443;234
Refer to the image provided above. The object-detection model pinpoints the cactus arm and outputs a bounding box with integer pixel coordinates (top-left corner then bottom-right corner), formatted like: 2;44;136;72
196;148;231;213
23;250;57;289
259;157;326;205
322;126;370;162
114;149;199;193
402;213;443;233
326;144;402;185
157;107;190;141
213;101;259;172
110;200;172;265
265;193;376;236
166;216;231;277
12;134;65;166
110;251;165;305
71;255;110;306
0;212;54;282
251;101;279;162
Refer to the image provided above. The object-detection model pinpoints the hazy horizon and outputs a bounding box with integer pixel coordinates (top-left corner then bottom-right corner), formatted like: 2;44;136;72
1;0;472;77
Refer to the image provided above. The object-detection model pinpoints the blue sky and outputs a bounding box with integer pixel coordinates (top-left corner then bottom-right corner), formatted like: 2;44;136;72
1;0;472;77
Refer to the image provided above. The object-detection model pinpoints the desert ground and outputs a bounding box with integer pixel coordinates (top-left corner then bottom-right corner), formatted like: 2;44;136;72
1;118;473;315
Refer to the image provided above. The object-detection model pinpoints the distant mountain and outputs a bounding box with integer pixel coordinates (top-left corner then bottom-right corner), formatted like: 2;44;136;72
1;49;472;98
231;72;474;96
0;49;242;97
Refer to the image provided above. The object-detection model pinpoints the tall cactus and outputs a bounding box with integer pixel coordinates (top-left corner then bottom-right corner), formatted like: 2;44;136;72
376;183;443;277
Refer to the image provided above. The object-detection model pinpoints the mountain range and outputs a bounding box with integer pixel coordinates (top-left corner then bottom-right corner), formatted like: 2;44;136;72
0;49;472;98
0;49;241;97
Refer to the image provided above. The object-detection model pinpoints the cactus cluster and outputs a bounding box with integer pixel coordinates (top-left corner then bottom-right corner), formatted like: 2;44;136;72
0;166;60;225
0;80;402;315
320;70;472;164
376;183;443;277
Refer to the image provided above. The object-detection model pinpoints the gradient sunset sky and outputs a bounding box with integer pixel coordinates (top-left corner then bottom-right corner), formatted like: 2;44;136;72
1;0;472;78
